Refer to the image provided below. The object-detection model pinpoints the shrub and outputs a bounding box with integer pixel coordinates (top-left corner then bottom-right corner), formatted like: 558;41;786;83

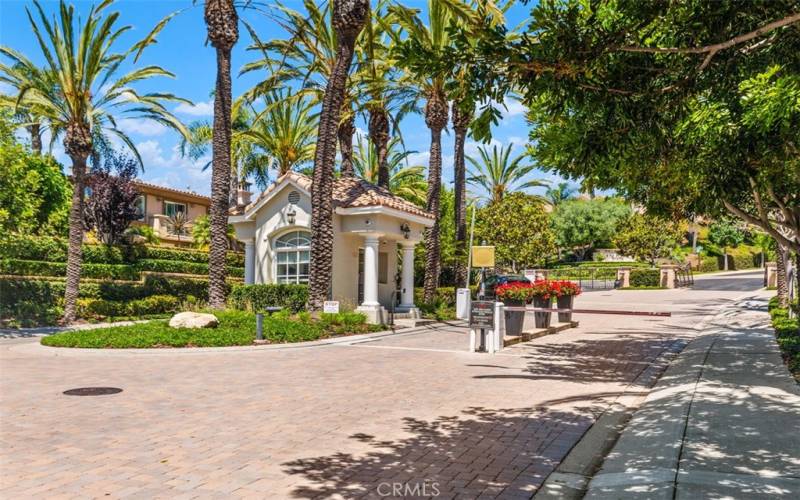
629;269;661;287
143;275;211;301
698;256;720;272
0;234;245;268
77;294;180;320
228;284;308;313
0;259;141;280
136;258;209;275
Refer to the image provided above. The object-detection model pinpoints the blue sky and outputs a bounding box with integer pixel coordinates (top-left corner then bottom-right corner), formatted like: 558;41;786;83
0;0;568;198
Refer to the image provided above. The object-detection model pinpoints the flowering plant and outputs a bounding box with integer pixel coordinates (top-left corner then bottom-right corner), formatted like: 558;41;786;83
550;280;582;297
529;280;555;301
495;282;534;302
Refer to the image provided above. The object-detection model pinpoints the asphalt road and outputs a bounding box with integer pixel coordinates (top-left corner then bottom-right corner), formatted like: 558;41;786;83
689;269;765;291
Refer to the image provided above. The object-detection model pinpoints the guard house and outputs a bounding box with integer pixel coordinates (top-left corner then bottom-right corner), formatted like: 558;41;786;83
229;172;435;323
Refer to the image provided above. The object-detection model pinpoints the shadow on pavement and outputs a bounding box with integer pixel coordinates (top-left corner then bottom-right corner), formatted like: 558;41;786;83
282;406;596;499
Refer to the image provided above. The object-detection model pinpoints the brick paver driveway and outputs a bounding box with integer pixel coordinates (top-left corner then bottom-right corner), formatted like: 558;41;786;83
0;271;763;499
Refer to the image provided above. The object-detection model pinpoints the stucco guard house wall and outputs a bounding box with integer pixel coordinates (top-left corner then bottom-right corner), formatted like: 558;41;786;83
229;172;435;324
130;180;211;247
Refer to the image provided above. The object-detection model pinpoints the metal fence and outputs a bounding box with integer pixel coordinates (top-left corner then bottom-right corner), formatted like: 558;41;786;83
546;267;620;290
675;264;694;287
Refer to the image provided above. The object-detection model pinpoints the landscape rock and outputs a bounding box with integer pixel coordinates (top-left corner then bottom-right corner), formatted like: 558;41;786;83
169;312;219;329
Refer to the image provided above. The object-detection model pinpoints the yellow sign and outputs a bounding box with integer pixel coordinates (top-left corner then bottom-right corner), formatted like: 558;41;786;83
471;246;495;268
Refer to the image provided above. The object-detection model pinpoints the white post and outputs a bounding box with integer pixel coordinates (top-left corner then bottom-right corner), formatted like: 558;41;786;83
356;234;384;324
400;242;416;308
244;239;255;285
362;235;380;306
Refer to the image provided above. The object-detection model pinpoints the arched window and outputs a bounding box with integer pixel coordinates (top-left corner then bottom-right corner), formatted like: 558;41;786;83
274;230;311;284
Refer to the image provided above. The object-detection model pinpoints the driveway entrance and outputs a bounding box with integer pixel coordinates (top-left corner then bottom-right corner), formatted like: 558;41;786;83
0;271;765;498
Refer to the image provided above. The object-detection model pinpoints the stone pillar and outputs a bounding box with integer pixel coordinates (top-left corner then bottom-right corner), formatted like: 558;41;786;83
243;239;255;285
400;242;416;310
356;235;384;324
660;265;678;289
616;267;631;288
765;262;777;288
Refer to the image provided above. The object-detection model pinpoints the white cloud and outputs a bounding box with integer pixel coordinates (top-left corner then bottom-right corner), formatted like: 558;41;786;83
405;151;430;167
502;96;527;117
136;140;212;195
118;118;168;137
175;100;214;117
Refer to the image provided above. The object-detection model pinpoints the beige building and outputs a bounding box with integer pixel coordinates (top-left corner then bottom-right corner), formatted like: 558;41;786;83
131;180;210;247
229;172;435;323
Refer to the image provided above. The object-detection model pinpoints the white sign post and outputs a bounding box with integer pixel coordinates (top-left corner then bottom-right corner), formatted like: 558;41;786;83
323;301;340;314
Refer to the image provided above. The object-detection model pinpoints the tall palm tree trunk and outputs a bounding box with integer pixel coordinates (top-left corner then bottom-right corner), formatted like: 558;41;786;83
422;90;448;304
205;0;239;308
338;112;356;177
27;123;42;154
452;101;472;289
308;0;369;311
62;123;92;323
369;105;390;187
777;243;788;308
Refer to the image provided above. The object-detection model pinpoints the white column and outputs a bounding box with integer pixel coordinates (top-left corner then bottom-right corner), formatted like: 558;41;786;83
362;235;380;306
400;242;416;308
244;239;255;284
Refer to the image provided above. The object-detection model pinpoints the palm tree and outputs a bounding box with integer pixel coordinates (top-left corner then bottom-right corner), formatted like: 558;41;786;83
1;0;187;323
204;0;239;309
244;0;362;178
357;2;419;188
467;144;548;204
239;91;318;183
307;0;370;311
545;182;577;207
0;64;52;154
352;136;427;207
389;0;474;303
180;98;263;205
451;101;473;288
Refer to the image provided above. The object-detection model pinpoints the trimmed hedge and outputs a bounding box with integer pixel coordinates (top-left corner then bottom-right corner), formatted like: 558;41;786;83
629;269;660;287
0;234;245;267
228;284;309;313
77;295;180;320
769;299;800;375
0;258;244;280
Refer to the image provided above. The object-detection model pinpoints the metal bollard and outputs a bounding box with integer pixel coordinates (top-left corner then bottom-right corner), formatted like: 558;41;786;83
256;313;264;341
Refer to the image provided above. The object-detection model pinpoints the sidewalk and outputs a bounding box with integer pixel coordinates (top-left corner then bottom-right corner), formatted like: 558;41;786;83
584;294;800;498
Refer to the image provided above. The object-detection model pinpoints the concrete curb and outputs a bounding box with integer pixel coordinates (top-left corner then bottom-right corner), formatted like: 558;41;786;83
7;320;464;358
534;291;761;499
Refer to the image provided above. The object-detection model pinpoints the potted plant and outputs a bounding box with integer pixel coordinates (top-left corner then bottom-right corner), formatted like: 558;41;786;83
530;280;555;329
495;282;532;337
552;280;581;323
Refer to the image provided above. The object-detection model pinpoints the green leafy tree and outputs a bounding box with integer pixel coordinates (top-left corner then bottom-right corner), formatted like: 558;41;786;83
708;218;745;271
545;182;577;207
0;112;69;235
475;192;555;272
550;198;631;261
0;0;187;322
752;231;776;268
613;214;683;266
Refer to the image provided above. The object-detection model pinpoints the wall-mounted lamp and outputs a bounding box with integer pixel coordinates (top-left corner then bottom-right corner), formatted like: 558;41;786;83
400;222;411;239
287;208;296;224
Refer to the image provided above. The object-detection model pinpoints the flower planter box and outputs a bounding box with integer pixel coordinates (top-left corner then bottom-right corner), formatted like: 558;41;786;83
503;298;526;337
557;295;574;323
533;296;552;329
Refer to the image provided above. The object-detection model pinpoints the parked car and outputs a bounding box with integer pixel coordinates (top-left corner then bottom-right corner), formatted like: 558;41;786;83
480;274;532;299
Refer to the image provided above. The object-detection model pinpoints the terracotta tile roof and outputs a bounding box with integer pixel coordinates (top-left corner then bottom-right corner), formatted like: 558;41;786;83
331;175;434;219
230;171;433;220
133;180;211;203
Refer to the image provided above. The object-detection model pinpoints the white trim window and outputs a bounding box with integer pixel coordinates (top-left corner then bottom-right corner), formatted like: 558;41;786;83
134;195;146;221
164;200;186;217
274;230;311;284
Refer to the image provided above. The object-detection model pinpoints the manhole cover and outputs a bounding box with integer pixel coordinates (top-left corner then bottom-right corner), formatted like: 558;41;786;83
63;387;122;396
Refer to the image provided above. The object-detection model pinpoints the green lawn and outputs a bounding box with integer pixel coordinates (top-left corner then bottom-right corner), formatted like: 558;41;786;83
41;310;384;348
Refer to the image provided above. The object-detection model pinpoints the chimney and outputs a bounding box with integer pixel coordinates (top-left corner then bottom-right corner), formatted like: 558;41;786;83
237;180;253;206
237;188;252;206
